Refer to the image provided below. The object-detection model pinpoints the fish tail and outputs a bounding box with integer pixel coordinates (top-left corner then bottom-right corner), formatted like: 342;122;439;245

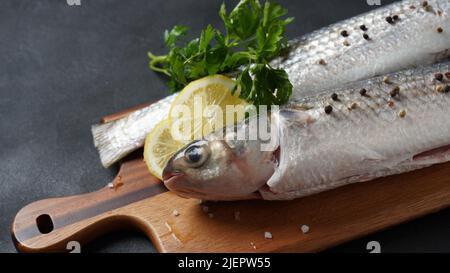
91;122;124;168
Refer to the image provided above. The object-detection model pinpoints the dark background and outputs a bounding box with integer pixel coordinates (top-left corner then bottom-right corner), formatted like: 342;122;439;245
1;0;450;253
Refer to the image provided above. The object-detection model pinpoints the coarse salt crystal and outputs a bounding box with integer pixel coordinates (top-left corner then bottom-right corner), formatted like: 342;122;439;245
264;232;273;239
234;211;240;221
172;209;180;217
107;182;114;189
301;225;310;234
164;222;172;232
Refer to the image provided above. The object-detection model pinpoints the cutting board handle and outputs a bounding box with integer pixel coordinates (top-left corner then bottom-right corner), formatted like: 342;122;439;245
11;159;166;253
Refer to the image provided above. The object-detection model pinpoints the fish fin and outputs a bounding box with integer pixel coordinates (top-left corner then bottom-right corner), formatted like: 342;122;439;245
411;144;450;165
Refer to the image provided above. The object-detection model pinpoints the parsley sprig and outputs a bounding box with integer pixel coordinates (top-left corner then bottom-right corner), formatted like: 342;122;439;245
148;0;293;107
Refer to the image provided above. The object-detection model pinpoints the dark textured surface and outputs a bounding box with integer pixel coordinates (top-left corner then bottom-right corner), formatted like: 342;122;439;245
1;0;450;253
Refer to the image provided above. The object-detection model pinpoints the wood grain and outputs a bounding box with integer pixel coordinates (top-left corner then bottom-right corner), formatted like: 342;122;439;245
12;157;450;253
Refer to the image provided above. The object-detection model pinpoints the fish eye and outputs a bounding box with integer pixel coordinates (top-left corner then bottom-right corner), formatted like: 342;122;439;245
184;143;209;168
186;146;201;162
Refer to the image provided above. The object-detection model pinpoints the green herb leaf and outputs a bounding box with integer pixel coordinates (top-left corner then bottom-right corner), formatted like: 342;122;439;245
148;0;294;106
199;25;215;52
164;25;189;48
256;2;293;61
221;0;262;42
236;64;292;106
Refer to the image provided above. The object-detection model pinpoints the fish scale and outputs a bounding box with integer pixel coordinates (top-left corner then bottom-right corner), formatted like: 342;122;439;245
263;62;450;200
285;0;450;98
92;0;450;168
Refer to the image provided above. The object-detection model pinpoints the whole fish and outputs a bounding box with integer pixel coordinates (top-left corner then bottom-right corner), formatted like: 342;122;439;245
162;62;450;200
92;0;450;167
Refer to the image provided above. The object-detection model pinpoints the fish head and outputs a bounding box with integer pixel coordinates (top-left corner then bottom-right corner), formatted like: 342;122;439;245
162;137;277;201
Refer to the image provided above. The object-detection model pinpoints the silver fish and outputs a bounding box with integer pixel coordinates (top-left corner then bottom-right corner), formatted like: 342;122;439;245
92;0;450;167
162;62;450;200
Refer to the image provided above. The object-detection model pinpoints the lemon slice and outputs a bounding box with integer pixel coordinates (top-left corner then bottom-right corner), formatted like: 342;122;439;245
143;119;187;180
144;75;248;180
168;75;248;141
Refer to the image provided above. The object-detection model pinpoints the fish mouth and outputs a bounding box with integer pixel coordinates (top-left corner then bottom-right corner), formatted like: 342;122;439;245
162;161;187;192
161;160;203;198
162;171;209;199
162;171;187;196
162;154;181;180
162;169;182;181
162;168;183;182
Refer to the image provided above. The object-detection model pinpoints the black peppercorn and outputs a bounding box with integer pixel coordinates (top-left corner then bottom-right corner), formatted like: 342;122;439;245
435;73;444;81
386;16;394;24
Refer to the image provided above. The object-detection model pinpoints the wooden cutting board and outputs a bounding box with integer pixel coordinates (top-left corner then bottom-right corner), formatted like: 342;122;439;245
11;104;450;253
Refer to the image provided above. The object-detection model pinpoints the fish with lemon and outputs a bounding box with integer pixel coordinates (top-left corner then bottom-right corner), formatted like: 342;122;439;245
144;75;248;180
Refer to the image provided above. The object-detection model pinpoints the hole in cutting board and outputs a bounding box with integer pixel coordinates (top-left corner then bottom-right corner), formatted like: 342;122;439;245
36;214;54;234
